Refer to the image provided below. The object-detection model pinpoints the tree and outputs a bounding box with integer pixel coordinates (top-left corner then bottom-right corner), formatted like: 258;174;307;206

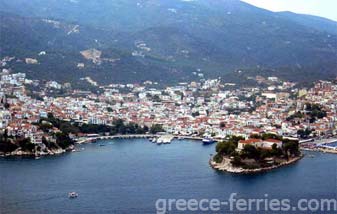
297;129;312;139
192;112;200;117
18;138;35;152
261;133;282;141
216;141;236;156
231;155;243;167
228;135;245;146
213;153;223;163
4;103;10;109
242;144;261;160
283;140;300;157
150;124;165;134
55;132;74;149
0;136;18;153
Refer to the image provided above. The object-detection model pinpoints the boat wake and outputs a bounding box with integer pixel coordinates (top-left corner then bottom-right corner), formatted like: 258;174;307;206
3;194;65;206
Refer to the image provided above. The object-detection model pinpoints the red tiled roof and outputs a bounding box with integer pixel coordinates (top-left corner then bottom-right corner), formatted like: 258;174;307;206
239;138;262;144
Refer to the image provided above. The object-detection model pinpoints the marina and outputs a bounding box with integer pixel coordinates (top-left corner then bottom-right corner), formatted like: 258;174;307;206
300;138;337;154
75;134;204;145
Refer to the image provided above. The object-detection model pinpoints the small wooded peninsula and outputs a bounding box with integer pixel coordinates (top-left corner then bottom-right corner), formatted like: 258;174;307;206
210;134;302;174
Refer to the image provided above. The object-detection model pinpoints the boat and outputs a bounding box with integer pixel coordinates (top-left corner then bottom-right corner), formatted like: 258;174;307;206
163;139;171;144
202;137;216;145
99;144;106;147
68;192;78;198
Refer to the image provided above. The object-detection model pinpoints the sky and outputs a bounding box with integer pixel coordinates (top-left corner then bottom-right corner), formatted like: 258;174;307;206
241;0;337;21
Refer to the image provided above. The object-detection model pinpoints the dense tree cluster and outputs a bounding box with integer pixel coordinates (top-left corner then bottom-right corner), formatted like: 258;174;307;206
149;124;165;134
0;131;18;153
287;103;327;124
213;134;300;169
39;114;150;136
0;131;34;153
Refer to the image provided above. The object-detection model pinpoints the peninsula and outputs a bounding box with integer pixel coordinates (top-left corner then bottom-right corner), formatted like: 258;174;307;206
210;134;303;174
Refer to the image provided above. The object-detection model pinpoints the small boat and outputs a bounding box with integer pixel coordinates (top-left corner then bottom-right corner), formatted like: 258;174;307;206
68;192;78;199
202;137;216;145
163;140;171;144
99;144;106;147
35;156;41;160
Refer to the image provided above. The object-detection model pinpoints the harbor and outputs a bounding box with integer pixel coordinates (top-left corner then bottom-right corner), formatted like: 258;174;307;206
75;134;205;145
1;138;336;214
300;137;337;154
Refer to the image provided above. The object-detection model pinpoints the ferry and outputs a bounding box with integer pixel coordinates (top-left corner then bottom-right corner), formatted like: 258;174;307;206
202;137;216;145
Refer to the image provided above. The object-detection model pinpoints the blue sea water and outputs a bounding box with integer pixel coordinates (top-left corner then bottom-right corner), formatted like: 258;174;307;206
0;139;336;214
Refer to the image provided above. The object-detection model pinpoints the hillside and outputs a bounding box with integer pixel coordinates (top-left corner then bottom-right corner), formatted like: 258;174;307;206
0;0;336;85
278;11;337;35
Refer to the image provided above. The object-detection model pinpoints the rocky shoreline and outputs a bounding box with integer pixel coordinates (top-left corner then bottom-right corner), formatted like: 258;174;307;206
210;155;304;174
0;145;74;158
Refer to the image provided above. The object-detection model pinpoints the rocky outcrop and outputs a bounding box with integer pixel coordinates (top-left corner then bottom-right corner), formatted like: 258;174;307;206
210;155;304;174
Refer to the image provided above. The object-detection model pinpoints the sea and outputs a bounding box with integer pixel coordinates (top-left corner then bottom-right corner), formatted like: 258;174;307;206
0;139;336;214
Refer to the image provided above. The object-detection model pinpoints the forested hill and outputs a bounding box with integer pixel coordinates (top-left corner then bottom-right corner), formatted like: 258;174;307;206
1;0;336;85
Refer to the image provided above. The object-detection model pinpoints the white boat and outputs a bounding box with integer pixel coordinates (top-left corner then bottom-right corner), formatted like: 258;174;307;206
202;137;216;145
163;138;172;144
68;192;78;198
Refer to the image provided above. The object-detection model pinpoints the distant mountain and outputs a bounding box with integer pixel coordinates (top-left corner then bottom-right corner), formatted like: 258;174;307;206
0;12;191;85
0;0;336;85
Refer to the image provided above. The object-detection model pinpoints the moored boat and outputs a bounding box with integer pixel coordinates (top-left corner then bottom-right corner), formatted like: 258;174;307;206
202;137;216;145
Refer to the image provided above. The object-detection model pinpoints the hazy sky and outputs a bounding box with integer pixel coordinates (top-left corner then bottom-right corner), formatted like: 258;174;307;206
241;0;337;21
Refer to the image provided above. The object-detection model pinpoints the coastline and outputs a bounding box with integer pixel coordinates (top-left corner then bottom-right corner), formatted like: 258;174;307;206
300;137;337;154
0;145;74;158
210;155;304;174
0;134;204;158
75;134;204;144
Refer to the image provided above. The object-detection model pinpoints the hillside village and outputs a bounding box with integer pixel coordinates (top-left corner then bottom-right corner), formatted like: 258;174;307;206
0;58;336;156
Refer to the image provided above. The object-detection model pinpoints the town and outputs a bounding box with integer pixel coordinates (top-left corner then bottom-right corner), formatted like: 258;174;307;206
0;60;336;156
